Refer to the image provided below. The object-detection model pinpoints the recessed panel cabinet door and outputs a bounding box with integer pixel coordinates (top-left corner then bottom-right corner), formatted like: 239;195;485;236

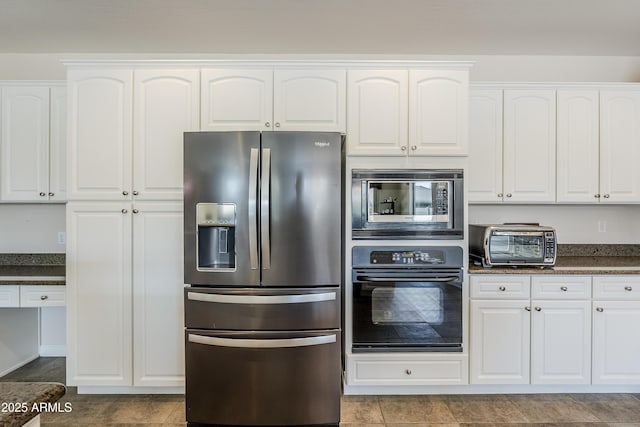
1;87;50;201
201;69;273;131
67;69;133;200
66;202;132;386
133;69;200;200
132;202;184;387
599;90;640;203
347;70;408;156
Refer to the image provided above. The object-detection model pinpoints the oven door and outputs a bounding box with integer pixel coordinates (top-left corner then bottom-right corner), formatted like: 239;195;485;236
352;269;463;352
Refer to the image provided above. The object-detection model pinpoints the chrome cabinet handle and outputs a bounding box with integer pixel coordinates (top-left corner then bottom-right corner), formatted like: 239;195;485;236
535;307;542;312
188;333;336;349
625;286;633;291
265;122;271;128
121;209;128;214
40;295;48;301
122;190;129;196
499;286;506;291
560;286;568;291
405;369;412;375
525;306;531;311
596;307;604;312
400;146;407;151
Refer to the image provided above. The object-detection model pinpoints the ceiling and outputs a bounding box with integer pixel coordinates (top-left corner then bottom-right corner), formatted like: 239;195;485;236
1;0;639;56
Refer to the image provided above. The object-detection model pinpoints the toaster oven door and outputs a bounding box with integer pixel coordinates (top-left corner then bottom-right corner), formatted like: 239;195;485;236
489;231;547;264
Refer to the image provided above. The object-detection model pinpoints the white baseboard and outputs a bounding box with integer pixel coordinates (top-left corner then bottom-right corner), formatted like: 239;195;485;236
0;353;39;377
39;345;66;357
77;386;185;395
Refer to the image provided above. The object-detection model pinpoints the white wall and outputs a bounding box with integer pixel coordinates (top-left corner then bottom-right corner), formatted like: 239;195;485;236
0;204;66;253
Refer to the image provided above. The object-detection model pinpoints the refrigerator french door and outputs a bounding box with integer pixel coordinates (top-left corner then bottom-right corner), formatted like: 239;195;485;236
183;131;343;426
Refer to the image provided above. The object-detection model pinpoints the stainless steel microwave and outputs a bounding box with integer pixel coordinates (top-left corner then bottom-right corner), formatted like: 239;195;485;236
469;224;557;267
351;169;464;239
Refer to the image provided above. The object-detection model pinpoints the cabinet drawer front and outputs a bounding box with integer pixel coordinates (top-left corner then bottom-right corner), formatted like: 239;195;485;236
593;276;640;300
0;285;20;307
20;285;66;307
531;275;591;299
470;275;530;299
352;358;466;385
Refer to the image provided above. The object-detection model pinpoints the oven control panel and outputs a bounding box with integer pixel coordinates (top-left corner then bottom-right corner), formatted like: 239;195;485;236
370;250;445;265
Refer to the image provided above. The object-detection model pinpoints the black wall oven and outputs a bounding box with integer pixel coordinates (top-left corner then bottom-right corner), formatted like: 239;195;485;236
352;246;463;352
352;169;464;239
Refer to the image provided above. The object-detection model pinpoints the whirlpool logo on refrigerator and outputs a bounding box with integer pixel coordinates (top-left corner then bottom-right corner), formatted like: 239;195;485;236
314;141;331;148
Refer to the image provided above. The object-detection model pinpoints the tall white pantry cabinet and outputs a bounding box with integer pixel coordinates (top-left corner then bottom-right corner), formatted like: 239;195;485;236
66;68;198;388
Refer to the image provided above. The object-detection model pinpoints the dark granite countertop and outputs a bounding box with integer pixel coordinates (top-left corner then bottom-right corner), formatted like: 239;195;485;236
0;254;65;286
0;382;66;427
469;244;640;275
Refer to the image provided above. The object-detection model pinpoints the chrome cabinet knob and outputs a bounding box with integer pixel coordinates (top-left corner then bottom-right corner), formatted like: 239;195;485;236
535;307;542;312
499;286;506;291
132;190;139;196
506;193;513;198
275;122;281;128
411;145;417;151
400;146;407;151
595;194;601;198
132;209;139;214
40;295;48;301
121;209;128;214
625;286;633;291
265;122;271;128
560;286;568;292
122;191;129;196
405;369;412;375
48;192;54;197
525;306;531;311
596;307;604;312
39;192;46;196
604;194;610;198
497;193;504;198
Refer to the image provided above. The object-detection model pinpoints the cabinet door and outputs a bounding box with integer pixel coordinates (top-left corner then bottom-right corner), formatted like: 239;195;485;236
592;300;640;384
468;89;504;202
132;202;184;386
133;69;200;200
67;69;133;201
346;70;408;156
599;90;640;203
273;69;346;132
470;299;530;384
66;202;132;386
1;86;50;201
408;69;468;156
556;90;600;203
530;300;591;384
201;69;272;131
503;90;556;202
49;86;67;202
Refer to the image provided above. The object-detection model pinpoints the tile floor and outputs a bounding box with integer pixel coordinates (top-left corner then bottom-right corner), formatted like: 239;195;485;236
3;358;640;426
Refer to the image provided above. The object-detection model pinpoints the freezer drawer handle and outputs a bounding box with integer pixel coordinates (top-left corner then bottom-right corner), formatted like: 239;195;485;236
188;333;336;348
187;291;336;305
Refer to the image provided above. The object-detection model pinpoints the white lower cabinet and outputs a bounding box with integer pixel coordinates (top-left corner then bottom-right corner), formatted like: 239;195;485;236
592;276;640;384
470;275;591;385
66;201;183;387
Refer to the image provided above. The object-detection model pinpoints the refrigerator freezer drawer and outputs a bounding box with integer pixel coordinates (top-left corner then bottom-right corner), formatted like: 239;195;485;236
185;329;341;426
184;286;341;330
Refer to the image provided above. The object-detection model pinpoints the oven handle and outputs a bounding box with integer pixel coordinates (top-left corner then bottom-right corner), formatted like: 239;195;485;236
188;333;336;349
355;276;460;283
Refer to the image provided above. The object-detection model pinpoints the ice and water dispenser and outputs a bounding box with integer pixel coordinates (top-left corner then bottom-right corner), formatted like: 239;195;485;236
196;203;236;270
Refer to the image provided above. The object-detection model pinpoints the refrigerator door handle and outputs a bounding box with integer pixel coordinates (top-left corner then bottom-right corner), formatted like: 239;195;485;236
260;148;271;270
187;291;337;304
248;148;259;270
188;333;336;349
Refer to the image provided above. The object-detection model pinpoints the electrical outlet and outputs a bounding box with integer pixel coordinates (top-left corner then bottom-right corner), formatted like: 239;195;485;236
57;231;66;245
597;220;607;233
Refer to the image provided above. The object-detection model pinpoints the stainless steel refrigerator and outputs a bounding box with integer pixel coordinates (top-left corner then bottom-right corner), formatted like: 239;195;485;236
183;131;343;426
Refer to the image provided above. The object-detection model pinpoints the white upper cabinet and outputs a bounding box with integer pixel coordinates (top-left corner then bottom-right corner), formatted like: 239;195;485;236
133;69;200;200
503;90;556;203
346;70;408;156
409;69;468;156
599;90;640;203
68;68;199;201
468;89;504;202
556;90;600;203
1;86;65;202
68;69;133;201
201;68;345;132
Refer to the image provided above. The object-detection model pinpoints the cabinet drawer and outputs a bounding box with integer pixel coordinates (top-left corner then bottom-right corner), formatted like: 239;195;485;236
19;285;66;307
531;275;591;299
351;358;466;385
593;276;640;300
470;275;530;299
0;285;20;307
